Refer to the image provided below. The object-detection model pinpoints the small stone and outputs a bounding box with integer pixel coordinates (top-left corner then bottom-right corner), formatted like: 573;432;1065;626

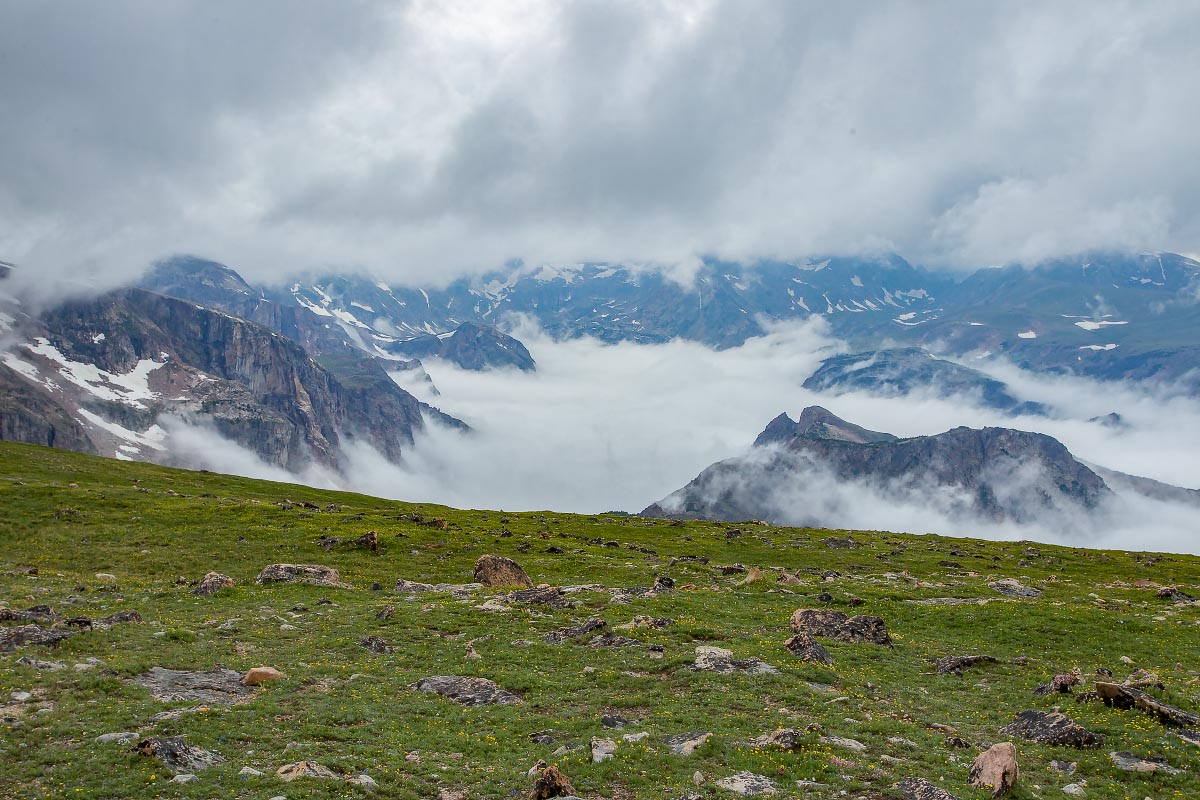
94;573;117;582
96;732;137;744
623;732;649;742
819;735;866;751
591;737;616;762
1062;783;1086;797
169;774;198;784
11;691;32;702
348;773;379;789
192;572;234;597
239;766;264;776
1000;711;1102;748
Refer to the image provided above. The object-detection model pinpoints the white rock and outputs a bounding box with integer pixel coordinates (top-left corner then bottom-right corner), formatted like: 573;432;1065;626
169;774;198;784
714;771;778;795
238;766;264;776
623;732;650;742
591;737;617;762
95;732;137;744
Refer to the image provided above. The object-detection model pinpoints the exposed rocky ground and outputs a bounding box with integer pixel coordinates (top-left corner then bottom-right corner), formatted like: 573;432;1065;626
1;441;1198;799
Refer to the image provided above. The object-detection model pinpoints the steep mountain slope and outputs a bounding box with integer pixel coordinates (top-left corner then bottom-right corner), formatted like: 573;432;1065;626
802;347;1049;415
382;322;536;371
0;285;464;470
642;406;1118;526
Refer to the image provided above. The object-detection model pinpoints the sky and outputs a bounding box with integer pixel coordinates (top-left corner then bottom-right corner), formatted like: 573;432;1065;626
2;1;1200;290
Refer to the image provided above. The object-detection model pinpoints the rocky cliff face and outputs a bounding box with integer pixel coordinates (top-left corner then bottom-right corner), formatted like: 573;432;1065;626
383;322;536;371
1;286;465;471
643;407;1114;525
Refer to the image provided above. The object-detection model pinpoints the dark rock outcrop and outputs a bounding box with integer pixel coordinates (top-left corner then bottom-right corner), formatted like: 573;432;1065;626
1094;681;1200;727
0;624;76;652
935;655;997;675
384;322;536;372
530;765;576;799
412;675;522;706
783;633;834;665
789;609;891;645
132;667;257;704
133;736;225;773
255;564;350;588
1000;711;1103;748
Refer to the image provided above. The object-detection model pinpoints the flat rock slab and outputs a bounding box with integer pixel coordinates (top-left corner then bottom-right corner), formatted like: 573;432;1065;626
1095;681;1200;727
714;771;777;795
894;777;960;800
820;735;866;751
412;675;522;706
1000;711;1103;748
132;667;257;704
988;579;1041;598
544;618;606;644
277;761;338;781
664;731;711;755
394;578;482;597
1109;751;1183;774
693;646;778;675
255;564;350;588
133;736;225;773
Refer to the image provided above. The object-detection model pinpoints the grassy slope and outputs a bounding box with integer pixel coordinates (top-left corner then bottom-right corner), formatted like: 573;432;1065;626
0;441;1197;800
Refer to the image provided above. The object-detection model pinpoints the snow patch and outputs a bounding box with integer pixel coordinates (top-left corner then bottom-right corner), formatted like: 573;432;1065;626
1075;320;1128;331
1017;330;1037;339
1079;344;1119;351
22;339;165;408
77;409;166;451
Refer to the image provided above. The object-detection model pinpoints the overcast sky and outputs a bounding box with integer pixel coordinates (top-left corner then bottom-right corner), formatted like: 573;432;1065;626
2;0;1199;288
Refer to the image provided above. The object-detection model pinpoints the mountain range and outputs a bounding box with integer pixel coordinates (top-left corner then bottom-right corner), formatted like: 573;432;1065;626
641;406;1197;529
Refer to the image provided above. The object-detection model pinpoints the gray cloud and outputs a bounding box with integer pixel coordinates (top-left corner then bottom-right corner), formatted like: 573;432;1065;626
2;1;1199;288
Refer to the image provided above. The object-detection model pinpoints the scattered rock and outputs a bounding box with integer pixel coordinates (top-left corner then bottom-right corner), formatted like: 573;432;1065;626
664;731;711;755
1049;760;1077;775
988;579;1040;599
894;777;959;800
132;666;257;704
530;765;576;799
1000;711;1102;748
473;555;532;588
412;675;522;706
133;736;225;773
96;732;138;744
193;572;234;597
783;633;834;665
15;656;65;671
589;632;640;647
620;615;673;630
1094;681;1200;727
544;618;606;644
693;646;778;675
169;774;198;784
1033;673;1080;696
239;766;264;776
0;605;59;624
751;729;802;750
944;736;972;749
823;535;857;549
713;771;777;795
242;667;285;686
820;735;866;751
359;635;395;654
601;714;630;729
935;655;997;675
591;737;616;762
512;586;569;608
276;761;338;781
1109;751;1183;774
375;605;395;620
1061;783;1086;797
347;773;379;789
255;564;350;588
968;742;1019;797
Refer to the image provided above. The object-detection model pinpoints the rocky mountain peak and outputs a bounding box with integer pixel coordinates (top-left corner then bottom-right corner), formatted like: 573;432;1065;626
754;406;898;447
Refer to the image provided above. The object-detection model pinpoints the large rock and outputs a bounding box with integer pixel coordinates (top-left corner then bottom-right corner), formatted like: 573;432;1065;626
473;555;533;588
412;675;522;706
935;655;997;675
989;579;1041;599
132;666;257;704
693;646;778;675
783;633;834;665
789;609;891;645
894;777;959;800
133;736;225;773
968;742;1019;796
1000;711;1103;748
530;765;576;799
0;624;75;652
1094;681;1200;727
255;564;350;588
193;572;234;597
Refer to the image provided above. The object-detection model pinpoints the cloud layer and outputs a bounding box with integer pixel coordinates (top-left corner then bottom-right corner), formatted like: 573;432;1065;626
3;1;1199;288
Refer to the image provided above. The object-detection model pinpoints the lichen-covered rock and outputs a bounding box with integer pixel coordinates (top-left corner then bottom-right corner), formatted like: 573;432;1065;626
1094;681;1200;727
544;618;606;645
590;737;616;762
664;731;711;755
1108;751;1182;774
713;771;777;795
789;608;891;645
783;633;834;664
193;572;234;597
968;742;1019;796
894;777;959;800
473;555;532;588
988;579;1041;598
0;624;75;652
1000;711;1103;748
359;635;395;654
276;761;338;781
412;675;522;706
693;646;778;675
255;564;350;588
750;729;802;750
133;736;225;773
935;654;997;675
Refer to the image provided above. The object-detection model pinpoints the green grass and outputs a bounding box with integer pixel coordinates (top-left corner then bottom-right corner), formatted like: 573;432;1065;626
0;441;1197;800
